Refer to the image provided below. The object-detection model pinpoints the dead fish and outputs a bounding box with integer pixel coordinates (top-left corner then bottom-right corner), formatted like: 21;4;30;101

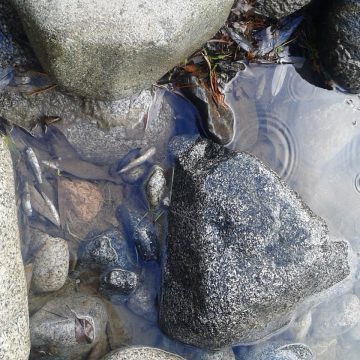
25;147;43;184
40;191;60;227
22;181;32;217
118;147;156;174
42;158;116;183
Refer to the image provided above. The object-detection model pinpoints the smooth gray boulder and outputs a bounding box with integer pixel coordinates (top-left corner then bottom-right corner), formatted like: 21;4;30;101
10;0;234;99
101;347;185;360
318;0;360;93
0;139;30;359
160;136;351;349
255;0;311;19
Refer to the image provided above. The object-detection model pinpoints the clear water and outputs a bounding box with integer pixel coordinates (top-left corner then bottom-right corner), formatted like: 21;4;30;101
226;63;360;359
6;62;360;359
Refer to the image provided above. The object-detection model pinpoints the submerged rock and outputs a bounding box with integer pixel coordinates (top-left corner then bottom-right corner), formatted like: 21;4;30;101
318;0;360;93
79;228;134;270
199;348;236;360
31;230;69;293
310;294;360;340
101;346;185;360
146;166;167;209
30;294;108;359
246;342;314;360
10;0;234;99
160;136;351;348
255;0;311;19
101;268;138;296
0;138;30;359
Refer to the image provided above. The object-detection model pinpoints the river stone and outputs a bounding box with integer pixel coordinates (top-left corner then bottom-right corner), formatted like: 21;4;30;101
10;0;234;99
318;0;360;93
101;268;138;295
311;294;360;340
160;136;351;348
255;0;311;19
101;346;185;360
31;230;69;293
30;294;108;359
0;138;30;359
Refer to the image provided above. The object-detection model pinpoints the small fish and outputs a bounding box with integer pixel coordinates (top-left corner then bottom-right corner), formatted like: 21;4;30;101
118;147;156;174
40;191;60;227
22;181;32;217
25;147;42;184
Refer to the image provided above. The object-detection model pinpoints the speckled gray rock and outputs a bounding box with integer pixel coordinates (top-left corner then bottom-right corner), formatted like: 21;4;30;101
30;294;108;359
101;268;138;295
0;139;30;359
199;348;236;360
31;230;69;293
146;166;167;209
160;136;351;348
246;342;314;360
10;0;233;99
79;228;134;270
311;294;360;340
255;0;311;19
318;0;360;93
101;346;185;360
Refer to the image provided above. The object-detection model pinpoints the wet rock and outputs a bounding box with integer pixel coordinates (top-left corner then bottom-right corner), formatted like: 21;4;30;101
318;0;360;93
30;294;108;359
31;230;69;293
199;348;236;360
10;0;233;99
284;312;312;340
101;346;185;360
246;342;314;360
146;166;167;208
79;228;134;270
255;0;311;19
101;268;138;295
311;294;360;340
0;138;30;359
160;136;351;348
310;339;337;360
58;178;104;223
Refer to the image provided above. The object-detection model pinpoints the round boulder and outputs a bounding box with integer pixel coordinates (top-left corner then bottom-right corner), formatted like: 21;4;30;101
10;0;234;99
101;347;185;360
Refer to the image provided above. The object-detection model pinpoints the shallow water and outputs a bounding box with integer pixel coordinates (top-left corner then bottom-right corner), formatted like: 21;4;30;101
6;63;360;359
226;63;360;359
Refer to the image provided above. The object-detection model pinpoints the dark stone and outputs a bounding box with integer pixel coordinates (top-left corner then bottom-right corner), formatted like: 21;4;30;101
101;268;138;295
318;0;360;93
159;136;351;349
79;228;134;269
255;0;311;19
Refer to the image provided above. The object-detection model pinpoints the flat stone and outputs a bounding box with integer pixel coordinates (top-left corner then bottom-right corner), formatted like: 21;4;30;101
318;0;360;93
255;0;312;19
101;346;185;360
0;138;30;359
10;0;234;99
31;230;69;293
160;136;351;348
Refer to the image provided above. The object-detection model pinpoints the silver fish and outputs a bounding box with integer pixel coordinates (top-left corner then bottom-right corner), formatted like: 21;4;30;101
40;191;60;227
119;147;156;174
22;181;32;217
25;147;42;184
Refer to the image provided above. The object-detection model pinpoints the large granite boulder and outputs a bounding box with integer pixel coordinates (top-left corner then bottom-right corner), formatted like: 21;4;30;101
9;0;234;99
159;136;351;349
255;0;312;19
318;0;360;93
101;347;185;360
0;139;30;359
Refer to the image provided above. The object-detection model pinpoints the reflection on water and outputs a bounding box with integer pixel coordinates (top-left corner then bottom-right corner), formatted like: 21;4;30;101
226;64;360;359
